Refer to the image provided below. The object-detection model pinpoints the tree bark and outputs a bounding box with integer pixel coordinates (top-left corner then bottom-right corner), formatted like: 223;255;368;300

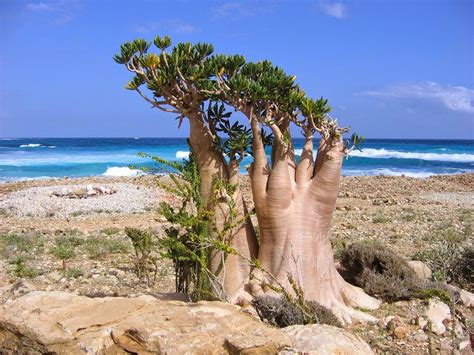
250;137;380;323
187;115;258;301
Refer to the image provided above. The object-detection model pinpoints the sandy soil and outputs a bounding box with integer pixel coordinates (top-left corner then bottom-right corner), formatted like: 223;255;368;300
0;173;472;354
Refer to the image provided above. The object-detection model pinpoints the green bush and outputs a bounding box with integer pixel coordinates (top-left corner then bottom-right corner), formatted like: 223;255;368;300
9;256;37;279
84;236;129;259
415;227;472;291
125;227;158;286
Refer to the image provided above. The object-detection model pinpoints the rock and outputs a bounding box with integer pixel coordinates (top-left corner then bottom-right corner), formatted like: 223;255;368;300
458;340;471;351
386;315;405;332
1;281;36;298
393;326;409;339
0;291;291;354
416;316;428;329
281;324;374;355
446;284;474;308
407;260;432;280
413;333;429;342
425;298;451;335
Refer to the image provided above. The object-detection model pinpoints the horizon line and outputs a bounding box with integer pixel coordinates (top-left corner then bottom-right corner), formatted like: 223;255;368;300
1;137;473;141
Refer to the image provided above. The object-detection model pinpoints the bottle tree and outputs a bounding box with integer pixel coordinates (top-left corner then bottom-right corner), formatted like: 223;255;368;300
115;37;380;323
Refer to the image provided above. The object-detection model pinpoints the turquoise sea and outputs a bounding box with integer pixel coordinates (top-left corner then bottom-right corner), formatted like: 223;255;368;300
0;138;473;182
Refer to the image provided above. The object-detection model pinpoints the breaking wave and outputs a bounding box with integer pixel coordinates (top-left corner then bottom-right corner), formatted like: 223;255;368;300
102;166;144;177
175;151;190;159
294;148;474;163
19;143;56;148
349;148;474;163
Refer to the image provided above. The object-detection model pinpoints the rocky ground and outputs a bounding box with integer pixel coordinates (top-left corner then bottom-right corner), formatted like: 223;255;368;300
0;173;472;354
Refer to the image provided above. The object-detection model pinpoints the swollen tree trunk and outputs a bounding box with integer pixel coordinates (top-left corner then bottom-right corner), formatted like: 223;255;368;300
187;115;258;301
250;133;380;323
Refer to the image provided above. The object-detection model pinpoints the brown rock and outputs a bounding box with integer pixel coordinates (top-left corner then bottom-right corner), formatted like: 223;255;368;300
393;326;408;339
0;291;292;354
407;260;432;280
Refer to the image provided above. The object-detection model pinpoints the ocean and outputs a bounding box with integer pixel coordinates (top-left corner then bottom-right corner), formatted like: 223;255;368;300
0;138;473;182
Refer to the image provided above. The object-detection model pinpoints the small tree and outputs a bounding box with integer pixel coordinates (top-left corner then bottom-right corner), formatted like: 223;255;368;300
114;38;258;301
115;37;379;323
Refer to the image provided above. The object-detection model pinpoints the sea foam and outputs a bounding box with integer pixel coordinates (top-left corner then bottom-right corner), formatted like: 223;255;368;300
294;148;474;163
349;148;474;163
19;143;55;149
102;167;144;177
20;144;43;148
176;151;190;159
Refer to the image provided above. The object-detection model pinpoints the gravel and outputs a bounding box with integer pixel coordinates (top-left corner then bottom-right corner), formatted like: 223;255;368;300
0;183;160;218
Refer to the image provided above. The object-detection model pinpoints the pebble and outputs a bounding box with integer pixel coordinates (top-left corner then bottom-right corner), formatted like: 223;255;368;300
413;333;428;342
0;183;159;218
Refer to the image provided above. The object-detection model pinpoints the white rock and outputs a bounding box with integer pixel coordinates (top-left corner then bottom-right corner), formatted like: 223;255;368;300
446;284;474;308
459;340;471;351
282;324;374;355
425;298;450;335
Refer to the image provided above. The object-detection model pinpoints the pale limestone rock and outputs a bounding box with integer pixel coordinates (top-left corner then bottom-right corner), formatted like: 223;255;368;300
446;284;474;308
281;324;374;355
425;298;451;335
407;260;432;280
0;291;292;354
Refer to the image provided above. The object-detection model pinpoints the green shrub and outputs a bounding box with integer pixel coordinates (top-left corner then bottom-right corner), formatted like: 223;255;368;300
100;227;120;236
252;296;341;328
9;256;37;279
49;235;82;266
125;227;158;286
372;213;390;224
84;236;129;259
0;233;44;256
62;267;84;279
415;227;472;291
340;242;421;301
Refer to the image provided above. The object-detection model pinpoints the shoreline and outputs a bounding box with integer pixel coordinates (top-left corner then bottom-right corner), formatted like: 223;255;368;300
1;169;473;184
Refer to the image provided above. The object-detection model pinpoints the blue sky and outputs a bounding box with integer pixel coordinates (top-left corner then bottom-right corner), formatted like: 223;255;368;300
0;0;473;138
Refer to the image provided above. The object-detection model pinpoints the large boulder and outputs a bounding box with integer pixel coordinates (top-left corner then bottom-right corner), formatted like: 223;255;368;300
281;324;374;355
0;291;292;354
406;260;432;281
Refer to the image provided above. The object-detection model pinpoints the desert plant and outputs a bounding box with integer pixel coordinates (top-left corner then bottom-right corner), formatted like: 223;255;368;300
84;236;129;259
0;233;44;257
49;235;82;269
62;267;84;279
115;36;377;321
252;296;341;328
125;227;158;286
340;242;421;301
415;227;472;291
9;256;38;279
138;148;247;300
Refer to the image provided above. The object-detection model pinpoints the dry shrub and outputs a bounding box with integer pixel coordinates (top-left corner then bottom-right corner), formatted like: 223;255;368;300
251;296;342;328
452;247;474;292
340;242;421;302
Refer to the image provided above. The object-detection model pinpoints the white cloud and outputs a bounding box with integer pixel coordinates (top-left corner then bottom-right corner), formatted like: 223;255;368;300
26;2;55;11
361;82;474;113
319;1;347;19
211;1;276;18
25;0;81;24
